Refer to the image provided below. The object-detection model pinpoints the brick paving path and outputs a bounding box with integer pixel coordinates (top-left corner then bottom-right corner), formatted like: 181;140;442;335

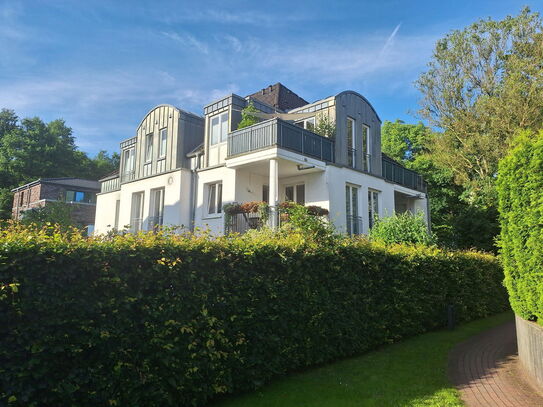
449;320;543;407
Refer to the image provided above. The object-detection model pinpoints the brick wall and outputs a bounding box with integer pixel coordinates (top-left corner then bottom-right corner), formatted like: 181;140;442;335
12;182;97;226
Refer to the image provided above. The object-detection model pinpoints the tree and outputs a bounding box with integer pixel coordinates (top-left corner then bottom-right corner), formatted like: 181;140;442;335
20;202;75;231
313;115;336;139
416;7;543;205
237;102;261;129
381;120;499;251
0;110;118;219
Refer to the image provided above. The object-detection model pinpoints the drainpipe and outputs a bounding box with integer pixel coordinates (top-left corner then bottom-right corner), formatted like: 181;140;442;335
189;153;200;232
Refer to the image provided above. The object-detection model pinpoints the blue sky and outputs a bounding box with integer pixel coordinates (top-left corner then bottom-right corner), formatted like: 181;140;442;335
0;0;539;156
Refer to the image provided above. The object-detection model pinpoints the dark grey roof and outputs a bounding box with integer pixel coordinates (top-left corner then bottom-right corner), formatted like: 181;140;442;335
247;83;308;111
11;178;100;192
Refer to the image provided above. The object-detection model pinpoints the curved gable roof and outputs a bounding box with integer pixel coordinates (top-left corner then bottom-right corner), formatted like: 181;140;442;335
335;91;382;123
136;104;203;130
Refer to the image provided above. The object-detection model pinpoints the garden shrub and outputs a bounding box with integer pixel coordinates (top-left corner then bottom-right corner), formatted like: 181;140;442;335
0;223;508;406
497;130;543;322
369;211;436;245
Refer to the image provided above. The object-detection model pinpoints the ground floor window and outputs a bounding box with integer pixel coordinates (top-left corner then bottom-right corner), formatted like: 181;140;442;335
207;182;223;215
149;188;165;230
346;184;360;235
130;191;144;232
285;183;305;205
368;189;380;229
114;199;120;230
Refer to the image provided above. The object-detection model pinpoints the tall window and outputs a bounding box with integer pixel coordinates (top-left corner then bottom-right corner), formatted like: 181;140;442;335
295;117;315;130
285;184;305;205
347;117;355;168
345;184;360;235
262;185;269;203
362;125;371;172
368;189;380;229
145;133;153;162
207;182;223;215
114;200;120;230
159;128;167;158
149;188;165;230
123;148;135;176
210;112;229;145
130;192;144;232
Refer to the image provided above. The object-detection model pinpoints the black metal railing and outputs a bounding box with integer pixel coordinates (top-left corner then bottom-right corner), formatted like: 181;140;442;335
346;215;363;235
382;155;426;192
227;118;335;162
347;148;356;168
225;212;266;234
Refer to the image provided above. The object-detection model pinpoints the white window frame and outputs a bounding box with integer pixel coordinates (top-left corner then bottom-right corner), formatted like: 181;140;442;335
149;187;165;229
368;189;380;229
144;133;153;163
362;124;371;172
206;182;223;216
295;117;316;130
158;128;167;158
123;148;135;173
347;117;356;168
284;183;305;205
130;191;145;232
346;184;360;235
210;112;229;145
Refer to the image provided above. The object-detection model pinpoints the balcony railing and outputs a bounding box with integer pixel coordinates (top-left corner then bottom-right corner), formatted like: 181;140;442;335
130;218;143;233
227;118;335;162
225;212;266;234
100;176;120;193
121;170;135;183
382;155;426;192
148;215;164;231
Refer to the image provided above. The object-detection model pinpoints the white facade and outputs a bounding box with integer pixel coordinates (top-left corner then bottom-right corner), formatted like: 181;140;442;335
94;87;429;236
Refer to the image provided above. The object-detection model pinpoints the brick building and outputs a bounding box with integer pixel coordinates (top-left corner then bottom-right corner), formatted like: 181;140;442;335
12;178;100;228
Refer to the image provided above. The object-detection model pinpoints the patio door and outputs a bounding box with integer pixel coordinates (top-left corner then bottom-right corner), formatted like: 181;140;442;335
285;183;305;205
346;184;360;235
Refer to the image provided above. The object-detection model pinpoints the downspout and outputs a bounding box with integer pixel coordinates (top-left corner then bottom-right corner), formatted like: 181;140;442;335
189;153;201;232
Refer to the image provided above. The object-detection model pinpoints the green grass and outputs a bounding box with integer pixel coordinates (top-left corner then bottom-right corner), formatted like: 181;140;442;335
211;312;513;407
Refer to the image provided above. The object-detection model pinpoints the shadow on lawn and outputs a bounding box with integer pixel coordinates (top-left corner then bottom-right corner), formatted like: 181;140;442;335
208;312;513;407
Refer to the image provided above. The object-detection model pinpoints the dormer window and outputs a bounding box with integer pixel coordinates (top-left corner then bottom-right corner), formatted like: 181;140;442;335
295;117;315;131
159;128;167;158
145;133;153;162
210;112;229;145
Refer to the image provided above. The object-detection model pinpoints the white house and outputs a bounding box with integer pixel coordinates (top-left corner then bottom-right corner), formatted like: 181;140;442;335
94;83;429;235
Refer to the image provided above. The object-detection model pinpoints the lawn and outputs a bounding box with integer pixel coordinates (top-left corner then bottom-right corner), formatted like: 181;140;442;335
210;312;513;407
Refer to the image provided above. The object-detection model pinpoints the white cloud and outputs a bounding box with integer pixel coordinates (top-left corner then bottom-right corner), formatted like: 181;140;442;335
160;9;309;27
161;31;209;54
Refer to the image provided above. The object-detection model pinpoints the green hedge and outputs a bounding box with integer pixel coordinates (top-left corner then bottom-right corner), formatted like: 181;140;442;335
497;130;543;322
0;226;508;406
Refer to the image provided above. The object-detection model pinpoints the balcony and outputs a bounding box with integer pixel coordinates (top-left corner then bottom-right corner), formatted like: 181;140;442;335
227;118;335;162
382;155;426;192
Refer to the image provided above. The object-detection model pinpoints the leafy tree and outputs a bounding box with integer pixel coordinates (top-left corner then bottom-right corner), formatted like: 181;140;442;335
313;115;336;139
237;102;261;129
381;120;498;251
416;7;543;205
20;202;75;231
0;110;118;219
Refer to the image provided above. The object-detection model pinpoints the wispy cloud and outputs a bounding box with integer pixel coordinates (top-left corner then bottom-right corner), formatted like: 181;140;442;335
161;31;209;54
379;23;402;58
160;9;310;27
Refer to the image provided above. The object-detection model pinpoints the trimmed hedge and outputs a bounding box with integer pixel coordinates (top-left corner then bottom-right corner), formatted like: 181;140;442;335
0;226;508;406
497;130;543;322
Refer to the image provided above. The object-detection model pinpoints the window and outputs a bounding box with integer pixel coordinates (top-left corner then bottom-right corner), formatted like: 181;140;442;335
65;190;96;204
114;200;120;230
362;125;371;172
130;192;144;232
207;182;223;215
19;191;24;206
347;117;355;168
368;189;380;229
210;112;229;145
295;117;315;130
285;184;305;205
262;185;269;203
149;188;165;230
123;148;135;174
145;133;153;162
159;128;167;158
346;184;360;235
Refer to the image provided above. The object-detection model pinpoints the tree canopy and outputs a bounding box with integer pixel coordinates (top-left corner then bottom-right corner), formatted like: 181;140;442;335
416;7;543;205
0;109;118;219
